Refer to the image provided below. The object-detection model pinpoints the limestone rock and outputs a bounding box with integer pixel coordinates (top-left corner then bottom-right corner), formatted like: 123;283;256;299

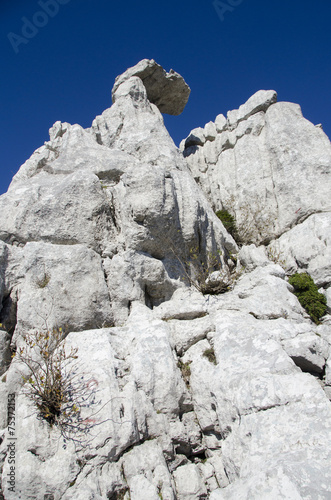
227;89;277;127
7;241;113;339
238;244;270;271
0;328;11;376
207;310;331;498
168;315;214;355
215;113;227;133
0;61;331;500
1;70;237;326
153;288;208;321
208;264;305;321
268;212;331;287
112;59;191;115
183;91;331;247
185;127;206;148
204;121;217;141
173;463;208;499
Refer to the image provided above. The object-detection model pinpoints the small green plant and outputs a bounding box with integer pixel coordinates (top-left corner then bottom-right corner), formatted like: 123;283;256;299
157;483;164;500
188;246;228;294
1;375;6;383
288;273;327;324
35;270;51;289
203;348;216;365
177;360;192;386
215;210;237;239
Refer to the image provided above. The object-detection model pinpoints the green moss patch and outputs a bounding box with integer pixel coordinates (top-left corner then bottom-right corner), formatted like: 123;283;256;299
288;273;327;324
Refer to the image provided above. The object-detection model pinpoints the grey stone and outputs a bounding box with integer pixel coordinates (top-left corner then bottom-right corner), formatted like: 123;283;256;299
326;287;331;313
112;59;190;115
207;310;331;498
168;315;214;355
268;212;331;287
153;288;208;321
238;244;270;271
173;463;207;499
0;329;11;376
184;127;206;148
214;113;227;133
204;121;217;141
184;94;331;246
235;89;277;123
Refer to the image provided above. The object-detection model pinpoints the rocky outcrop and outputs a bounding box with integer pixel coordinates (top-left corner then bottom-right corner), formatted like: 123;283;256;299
112;59;191;115
182;90;331;247
0;61;331;499
0;71;235;326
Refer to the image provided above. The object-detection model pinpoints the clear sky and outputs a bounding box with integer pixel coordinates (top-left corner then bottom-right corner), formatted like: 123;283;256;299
1;0;330;195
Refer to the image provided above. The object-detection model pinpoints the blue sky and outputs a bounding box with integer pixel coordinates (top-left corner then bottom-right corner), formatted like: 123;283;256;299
0;0;330;195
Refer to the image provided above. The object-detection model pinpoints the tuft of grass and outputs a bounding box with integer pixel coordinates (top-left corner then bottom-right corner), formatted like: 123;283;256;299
203;348;217;365
288;273;327;324
177;360;192;386
35;272;51;289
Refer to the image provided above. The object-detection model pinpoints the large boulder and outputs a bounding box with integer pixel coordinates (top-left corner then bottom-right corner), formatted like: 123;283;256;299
112;58;191;115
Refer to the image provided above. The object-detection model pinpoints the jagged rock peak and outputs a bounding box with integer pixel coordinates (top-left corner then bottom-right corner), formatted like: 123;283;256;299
112;58;191;115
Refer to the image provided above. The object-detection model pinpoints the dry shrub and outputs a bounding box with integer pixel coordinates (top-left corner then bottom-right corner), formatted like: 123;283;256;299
14;327;108;449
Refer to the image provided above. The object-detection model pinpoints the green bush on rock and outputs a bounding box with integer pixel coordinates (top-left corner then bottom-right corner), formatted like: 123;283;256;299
288;272;327;324
215;210;237;238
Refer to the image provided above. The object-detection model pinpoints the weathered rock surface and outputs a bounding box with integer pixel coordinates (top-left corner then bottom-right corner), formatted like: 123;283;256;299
183;90;331;247
112;59;191;115
268;212;331;287
0;69;236;326
0;61;331;499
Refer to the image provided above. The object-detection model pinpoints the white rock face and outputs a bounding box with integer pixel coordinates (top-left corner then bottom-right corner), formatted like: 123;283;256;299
1;71;236;326
268;212;331;286
183;90;331;248
0;61;331;499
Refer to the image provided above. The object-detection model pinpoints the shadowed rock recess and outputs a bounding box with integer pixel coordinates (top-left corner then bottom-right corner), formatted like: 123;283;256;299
0;60;331;499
